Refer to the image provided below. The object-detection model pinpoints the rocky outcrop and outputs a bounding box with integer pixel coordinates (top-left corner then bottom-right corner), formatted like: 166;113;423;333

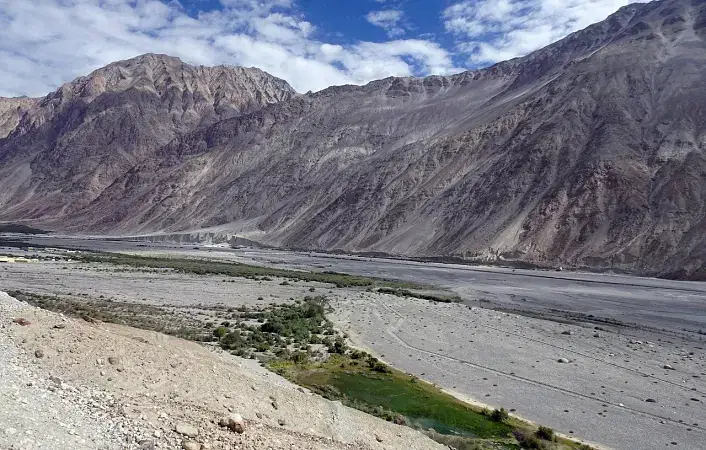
1;0;705;278
0;97;39;139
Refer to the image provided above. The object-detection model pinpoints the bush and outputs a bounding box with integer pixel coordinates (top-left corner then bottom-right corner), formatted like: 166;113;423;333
535;426;554;441
366;355;391;373
213;326;229;338
490;407;508;423
221;330;245;349
291;350;309;365
513;430;546;449
350;350;366;359
329;335;348;354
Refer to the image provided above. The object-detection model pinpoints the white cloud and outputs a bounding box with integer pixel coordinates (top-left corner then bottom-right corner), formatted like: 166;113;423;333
0;0;459;97
443;0;640;64
366;9;405;37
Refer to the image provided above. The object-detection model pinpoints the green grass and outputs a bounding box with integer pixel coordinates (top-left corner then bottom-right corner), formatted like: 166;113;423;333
76;252;419;289
270;356;511;439
270;356;595;450
329;372;510;438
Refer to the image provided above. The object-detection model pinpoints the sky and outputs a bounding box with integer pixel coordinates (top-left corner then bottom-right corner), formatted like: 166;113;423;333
0;0;639;97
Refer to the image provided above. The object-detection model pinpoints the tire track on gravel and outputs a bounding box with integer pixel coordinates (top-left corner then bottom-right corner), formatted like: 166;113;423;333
372;299;706;434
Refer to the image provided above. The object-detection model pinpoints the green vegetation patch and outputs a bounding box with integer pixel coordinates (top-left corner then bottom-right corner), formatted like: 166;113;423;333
77;252;417;289
271;356;510;439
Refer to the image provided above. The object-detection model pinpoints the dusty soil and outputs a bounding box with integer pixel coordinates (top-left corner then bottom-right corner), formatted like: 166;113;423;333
0;291;444;450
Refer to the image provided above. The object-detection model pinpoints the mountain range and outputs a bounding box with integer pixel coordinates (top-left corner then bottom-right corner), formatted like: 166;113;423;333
1;0;705;279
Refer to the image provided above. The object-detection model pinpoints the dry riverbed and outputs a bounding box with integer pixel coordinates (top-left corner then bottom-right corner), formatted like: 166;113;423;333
1;246;704;449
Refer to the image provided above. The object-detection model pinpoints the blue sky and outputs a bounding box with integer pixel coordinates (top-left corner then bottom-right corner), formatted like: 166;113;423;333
0;0;637;97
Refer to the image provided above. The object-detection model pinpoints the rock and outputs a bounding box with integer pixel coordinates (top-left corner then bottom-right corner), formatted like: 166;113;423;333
278;418;286;426
593;333;600;338
375;434;383;442
219;414;246;434
53;323;66;329
561;330;573;335
175;423;199;437
13;317;31;326
138;439;155;450
646;398;657;403
663;364;675;370
557;358;570;363
34;349;44;358
271;400;279;410
107;356;120;365
181;440;201;450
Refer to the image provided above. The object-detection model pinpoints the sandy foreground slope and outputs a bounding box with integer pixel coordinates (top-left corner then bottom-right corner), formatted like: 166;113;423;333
0;291;444;450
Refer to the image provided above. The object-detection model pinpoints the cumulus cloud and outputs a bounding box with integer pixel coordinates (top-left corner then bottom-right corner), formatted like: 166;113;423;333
0;0;458;97
366;9;405;37
443;0;640;64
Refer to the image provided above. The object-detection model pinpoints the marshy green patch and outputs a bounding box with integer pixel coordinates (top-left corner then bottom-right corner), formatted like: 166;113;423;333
268;356;518;446
268;355;596;450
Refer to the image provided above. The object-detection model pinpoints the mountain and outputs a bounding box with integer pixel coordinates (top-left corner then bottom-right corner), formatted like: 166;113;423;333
0;54;295;220
1;0;706;279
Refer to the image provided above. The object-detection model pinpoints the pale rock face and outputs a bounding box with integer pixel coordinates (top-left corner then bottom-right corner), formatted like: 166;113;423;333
1;0;706;279
0;97;39;139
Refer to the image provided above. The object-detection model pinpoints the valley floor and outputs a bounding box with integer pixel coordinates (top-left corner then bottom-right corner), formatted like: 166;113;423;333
1;239;705;449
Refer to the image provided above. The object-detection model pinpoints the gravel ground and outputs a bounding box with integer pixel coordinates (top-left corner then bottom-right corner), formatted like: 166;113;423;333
3;245;706;450
0;290;444;450
329;292;706;450
0;292;128;450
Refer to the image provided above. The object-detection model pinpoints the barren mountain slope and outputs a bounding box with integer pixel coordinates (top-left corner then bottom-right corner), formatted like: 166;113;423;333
1;0;706;277
0;97;39;139
0;53;295;220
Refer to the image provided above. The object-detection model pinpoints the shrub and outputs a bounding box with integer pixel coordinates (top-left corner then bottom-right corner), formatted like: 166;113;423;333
350;350;366;359
366;356;391;373
329;335;348;354
513;430;545;449
490;407;508;423
213;326;228;338
221;330;245;349
535;426;554;441
291;350;309;365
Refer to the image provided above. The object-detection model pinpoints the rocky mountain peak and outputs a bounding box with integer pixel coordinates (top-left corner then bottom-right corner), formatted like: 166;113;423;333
41;53;296;113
